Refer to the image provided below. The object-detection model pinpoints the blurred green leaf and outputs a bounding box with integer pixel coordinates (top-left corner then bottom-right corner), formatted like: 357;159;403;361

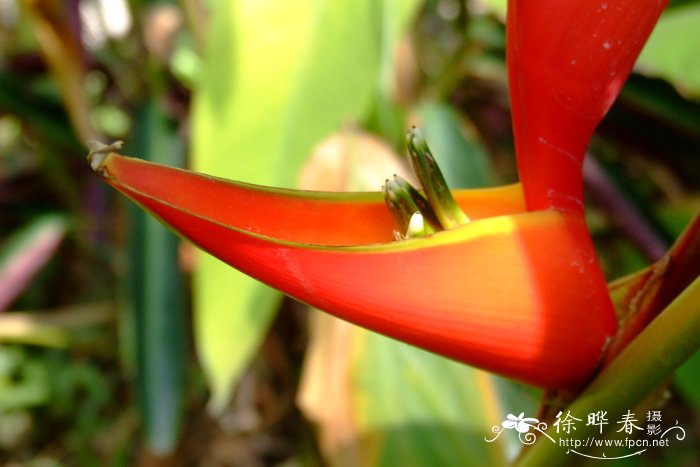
0;72;83;153
192;0;386;411
618;75;700;142
638;3;700;99
418;101;494;189
352;332;521;466
674;349;700;410
475;0;507;19
0;347;50;411
0;316;68;347
127;102;186;454
0;302;113;348
49;357;111;433
369;0;422;145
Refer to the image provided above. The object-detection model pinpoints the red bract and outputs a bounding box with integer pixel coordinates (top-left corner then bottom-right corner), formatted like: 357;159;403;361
508;0;667;213
89;0;667;388
91;153;613;388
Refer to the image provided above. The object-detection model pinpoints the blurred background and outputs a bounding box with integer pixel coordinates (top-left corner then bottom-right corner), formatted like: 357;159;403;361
1;0;699;465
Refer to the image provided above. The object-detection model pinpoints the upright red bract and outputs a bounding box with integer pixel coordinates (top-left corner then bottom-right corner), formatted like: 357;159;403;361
508;0;667;213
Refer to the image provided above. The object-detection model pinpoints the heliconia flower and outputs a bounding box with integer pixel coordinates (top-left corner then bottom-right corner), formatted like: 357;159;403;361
88;0;667;389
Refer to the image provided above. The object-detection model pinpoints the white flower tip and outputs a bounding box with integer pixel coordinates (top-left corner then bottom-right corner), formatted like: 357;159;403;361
87;141;123;176
407;212;425;236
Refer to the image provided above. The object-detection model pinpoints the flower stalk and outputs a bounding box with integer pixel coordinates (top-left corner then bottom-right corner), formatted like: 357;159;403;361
406;127;470;229
383;175;439;239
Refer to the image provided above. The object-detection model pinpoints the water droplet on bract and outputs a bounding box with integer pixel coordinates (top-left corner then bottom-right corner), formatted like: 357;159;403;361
570;260;585;273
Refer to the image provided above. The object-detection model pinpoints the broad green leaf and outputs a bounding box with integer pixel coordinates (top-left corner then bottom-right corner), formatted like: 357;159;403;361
192;0;384;411
352;332;527;466
300;316;538;467
638;4;700;99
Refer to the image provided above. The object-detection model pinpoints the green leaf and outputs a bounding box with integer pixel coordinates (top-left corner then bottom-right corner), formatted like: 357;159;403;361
674;349;700;410
474;0;507;20
418;101;494;189
0;347;50;411
638;3;700;98
0;72;83;153
0;303;113;348
192;0;385;411
352;331;533;466
128;102;186;454
369;0;422;144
